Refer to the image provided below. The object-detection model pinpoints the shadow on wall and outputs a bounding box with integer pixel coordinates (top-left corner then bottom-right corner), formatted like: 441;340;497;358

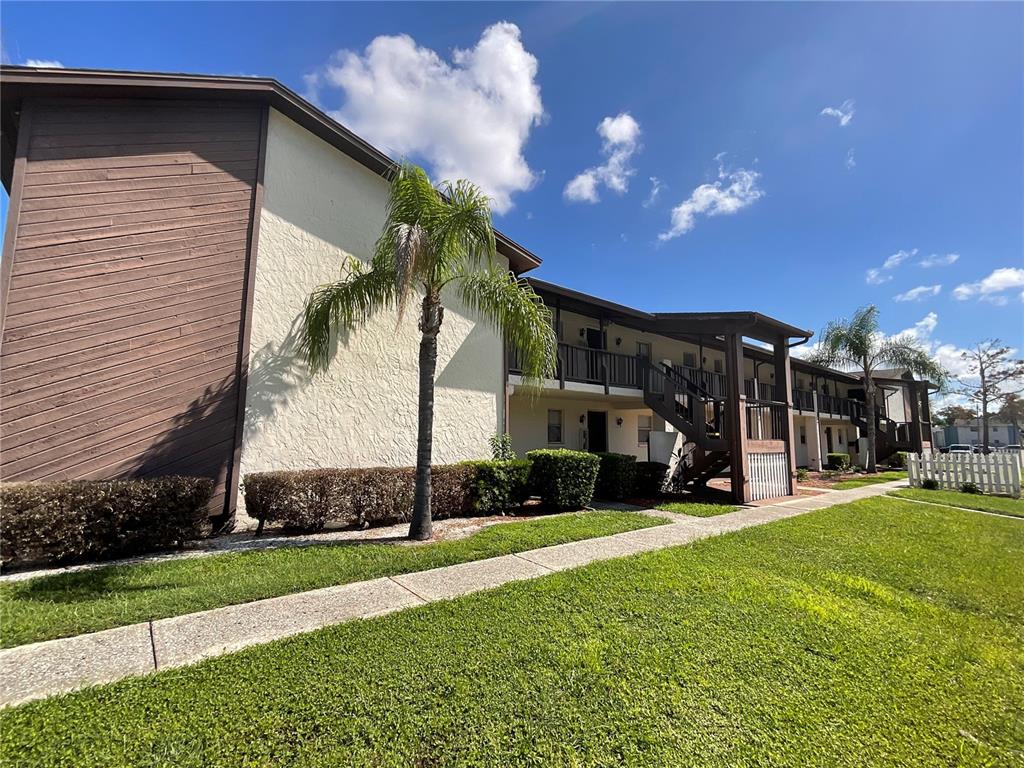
242;318;319;445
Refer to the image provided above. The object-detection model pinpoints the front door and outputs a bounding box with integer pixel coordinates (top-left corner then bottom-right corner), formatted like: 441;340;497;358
587;411;608;453
584;327;604;381
825;426;834;453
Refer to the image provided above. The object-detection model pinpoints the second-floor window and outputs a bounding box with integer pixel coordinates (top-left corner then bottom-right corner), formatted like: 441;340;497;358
713;359;723;373
638;414;652;445
683;352;696;368
547;410;563;444
637;341;652;359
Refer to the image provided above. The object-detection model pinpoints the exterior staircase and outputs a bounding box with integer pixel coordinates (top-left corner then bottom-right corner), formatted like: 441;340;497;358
642;361;730;490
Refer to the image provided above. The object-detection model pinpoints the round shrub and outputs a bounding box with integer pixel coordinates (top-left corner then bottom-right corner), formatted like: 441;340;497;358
461;459;532;515
634;462;670;496
593;452;637;500
959;481;981;495
826;452;852;471
525;449;600;510
921;478;939;490
888;451;909;469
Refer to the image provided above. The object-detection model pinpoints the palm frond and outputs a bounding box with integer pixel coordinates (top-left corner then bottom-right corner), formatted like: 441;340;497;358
876;337;948;386
806;304;879;372
432;179;497;280
453;267;557;387
299;258;397;373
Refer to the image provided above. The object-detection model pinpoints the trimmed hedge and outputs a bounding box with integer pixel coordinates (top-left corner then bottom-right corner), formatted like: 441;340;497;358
826;453;852;470
525;449;600;510
461;459;532;515
634;461;670;496
888;451;909;469
0;476;214;569
594;453;637;500
242;465;477;533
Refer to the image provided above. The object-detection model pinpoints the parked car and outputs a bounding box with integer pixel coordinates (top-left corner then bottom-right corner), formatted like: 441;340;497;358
948;444;974;454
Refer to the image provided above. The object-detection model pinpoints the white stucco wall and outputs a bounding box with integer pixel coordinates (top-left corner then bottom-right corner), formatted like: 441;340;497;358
238;110;505;511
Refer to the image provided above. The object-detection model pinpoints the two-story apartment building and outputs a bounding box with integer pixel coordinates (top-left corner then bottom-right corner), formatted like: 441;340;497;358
0;66;936;520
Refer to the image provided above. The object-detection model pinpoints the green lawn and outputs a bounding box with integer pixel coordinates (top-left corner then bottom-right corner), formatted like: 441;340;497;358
3;497;1021;767
0;511;663;649
890;488;1024;518
653;501;738;517
831;470;907;489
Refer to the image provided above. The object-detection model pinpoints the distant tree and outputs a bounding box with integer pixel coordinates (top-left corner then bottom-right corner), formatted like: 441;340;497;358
954;340;1024;453
809;305;945;472
998;393;1024;432
934;404;975;427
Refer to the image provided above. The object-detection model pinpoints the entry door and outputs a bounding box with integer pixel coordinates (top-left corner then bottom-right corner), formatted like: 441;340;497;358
584;327;604;381
825;427;834;453
587;411;608;453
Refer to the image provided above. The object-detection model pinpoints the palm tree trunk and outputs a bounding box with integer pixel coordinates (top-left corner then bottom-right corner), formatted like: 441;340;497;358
864;379;878;473
409;293;443;541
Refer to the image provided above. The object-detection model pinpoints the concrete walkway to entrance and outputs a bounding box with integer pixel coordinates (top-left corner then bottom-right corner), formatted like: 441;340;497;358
0;480;908;708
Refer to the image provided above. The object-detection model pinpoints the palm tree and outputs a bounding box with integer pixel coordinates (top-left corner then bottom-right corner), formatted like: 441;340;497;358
808;305;945;472
300;162;557;540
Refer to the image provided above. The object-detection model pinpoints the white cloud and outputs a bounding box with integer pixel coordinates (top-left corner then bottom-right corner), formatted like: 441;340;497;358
845;148;856;170
563;112;641;203
820;99;855;127
643;176;665;208
308;22;544;214
865;248;916;284
952;267;1024;302
24;59;63;68
919;252;959;268
658;157;763;240
893;284;941;302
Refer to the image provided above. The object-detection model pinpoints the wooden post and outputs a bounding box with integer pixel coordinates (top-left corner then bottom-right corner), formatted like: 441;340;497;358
906;377;923;453
773;335;796;490
725;332;750;503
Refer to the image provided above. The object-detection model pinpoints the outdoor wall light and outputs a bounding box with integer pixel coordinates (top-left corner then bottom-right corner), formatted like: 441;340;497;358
616;417;624;426
579;414;586;424
615;337;622;346
579;328;586;338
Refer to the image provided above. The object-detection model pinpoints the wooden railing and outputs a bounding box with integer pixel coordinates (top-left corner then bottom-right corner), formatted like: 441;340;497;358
746;400;788;441
792;388;815;412
675;365;728;398
509;343;641;389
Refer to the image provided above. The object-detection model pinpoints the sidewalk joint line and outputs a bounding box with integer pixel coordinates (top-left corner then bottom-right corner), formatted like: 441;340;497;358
893;496;1023;521
512;553;555;572
147;620;158;671
386;576;430;604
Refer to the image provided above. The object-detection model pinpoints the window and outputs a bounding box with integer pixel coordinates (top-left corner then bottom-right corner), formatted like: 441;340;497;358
547;410;563;444
637;341;652;359
638;414;652;445
683;351;696;368
713;359;723;373
800;426;806;445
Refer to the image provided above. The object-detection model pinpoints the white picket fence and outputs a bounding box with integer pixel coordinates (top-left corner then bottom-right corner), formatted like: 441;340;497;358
907;453;1021;498
749;452;790;501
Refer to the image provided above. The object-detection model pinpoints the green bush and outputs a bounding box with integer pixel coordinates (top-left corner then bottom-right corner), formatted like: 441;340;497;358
525;449;600;510
634;462;669;496
888;451;909;469
795;468;810;482
461;459;532;515
593;452;637;500
960;482;981;495
826;453;852;471
0;476;214;569
921;478;939;490
488;433;516;461
242;465;476;533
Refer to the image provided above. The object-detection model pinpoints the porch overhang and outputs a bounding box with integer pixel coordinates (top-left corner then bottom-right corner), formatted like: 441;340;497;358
526;278;813;345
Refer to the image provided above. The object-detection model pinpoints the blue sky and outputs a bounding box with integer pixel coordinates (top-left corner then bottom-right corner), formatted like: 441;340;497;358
2;1;1022;376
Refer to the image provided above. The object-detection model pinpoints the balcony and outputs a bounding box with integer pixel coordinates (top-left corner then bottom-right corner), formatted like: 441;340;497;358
508;342;642;391
789;388;863;420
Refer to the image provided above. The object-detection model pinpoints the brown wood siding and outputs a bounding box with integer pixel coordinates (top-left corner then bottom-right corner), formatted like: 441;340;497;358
0;97;264;518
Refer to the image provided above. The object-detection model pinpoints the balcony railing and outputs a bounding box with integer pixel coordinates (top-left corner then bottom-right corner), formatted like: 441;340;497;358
509;342;642;389
746;400;788;441
675;365;728;398
792;388;815;412
745;380;777;401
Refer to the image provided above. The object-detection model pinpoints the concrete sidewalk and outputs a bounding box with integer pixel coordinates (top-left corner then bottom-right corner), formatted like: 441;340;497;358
0;480;908;708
